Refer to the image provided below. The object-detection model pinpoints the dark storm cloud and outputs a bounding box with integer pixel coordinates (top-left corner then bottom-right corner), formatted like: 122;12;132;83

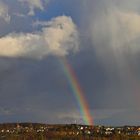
77;0;140;109
0;56;81;123
0;0;140;125
95;109;140;126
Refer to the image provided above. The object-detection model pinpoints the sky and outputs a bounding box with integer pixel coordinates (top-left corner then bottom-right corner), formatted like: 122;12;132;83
0;0;140;125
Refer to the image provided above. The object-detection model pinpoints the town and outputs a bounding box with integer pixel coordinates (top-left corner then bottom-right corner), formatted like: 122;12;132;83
0;123;140;140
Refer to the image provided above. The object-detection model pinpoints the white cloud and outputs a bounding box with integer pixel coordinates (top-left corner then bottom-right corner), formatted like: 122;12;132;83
18;0;44;15
85;2;140;72
91;10;140;54
0;1;10;22
80;1;140;58
0;16;79;58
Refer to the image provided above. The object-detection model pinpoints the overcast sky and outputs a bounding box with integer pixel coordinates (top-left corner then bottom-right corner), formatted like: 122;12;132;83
0;0;140;125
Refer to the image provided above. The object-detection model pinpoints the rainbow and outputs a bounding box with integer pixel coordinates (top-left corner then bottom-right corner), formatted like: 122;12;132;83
43;1;93;123
60;57;93;125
